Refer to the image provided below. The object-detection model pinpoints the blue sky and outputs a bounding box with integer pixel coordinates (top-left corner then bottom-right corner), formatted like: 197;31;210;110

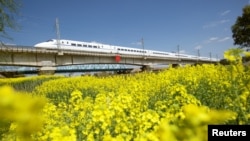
1;0;250;59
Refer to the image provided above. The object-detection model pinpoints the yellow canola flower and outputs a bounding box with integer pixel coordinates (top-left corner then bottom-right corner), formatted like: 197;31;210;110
224;50;236;62
223;48;243;62
49;126;76;141
10;54;249;140
182;104;236;126
243;51;250;57
0;86;47;141
154;120;178;141
182;104;210;126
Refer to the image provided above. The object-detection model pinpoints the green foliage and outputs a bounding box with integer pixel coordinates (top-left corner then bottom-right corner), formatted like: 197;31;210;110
0;0;20;38
0;86;47;140
0;75;64;92
231;5;250;48
0;49;250;140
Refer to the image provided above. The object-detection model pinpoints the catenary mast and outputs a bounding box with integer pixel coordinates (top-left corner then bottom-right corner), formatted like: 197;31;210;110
56;18;63;55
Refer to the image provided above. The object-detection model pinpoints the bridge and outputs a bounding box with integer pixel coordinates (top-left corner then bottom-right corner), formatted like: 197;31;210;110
0;45;218;76
0;64;135;77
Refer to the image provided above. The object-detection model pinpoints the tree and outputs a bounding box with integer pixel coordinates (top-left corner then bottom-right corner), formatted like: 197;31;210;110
0;0;20;38
231;5;250;49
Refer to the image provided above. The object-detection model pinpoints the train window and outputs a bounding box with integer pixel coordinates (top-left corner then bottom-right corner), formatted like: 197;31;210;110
83;44;87;47
88;45;92;48
121;49;124;51
71;43;76;46
77;44;82;47
125;49;127;51
93;46;97;48
118;48;121;50
67;42;69;44
62;41;64;44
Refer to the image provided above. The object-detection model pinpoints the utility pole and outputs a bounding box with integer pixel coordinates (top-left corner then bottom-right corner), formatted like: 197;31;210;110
177;45;180;61
141;38;145;59
197;49;200;62
56;18;63;55
209;52;212;62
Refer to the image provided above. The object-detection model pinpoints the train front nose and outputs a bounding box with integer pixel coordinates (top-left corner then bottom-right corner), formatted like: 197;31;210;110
34;42;53;48
34;42;45;47
34;39;57;48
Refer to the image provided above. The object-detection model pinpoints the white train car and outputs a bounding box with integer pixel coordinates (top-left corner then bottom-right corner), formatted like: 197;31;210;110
34;39;218;61
115;45;147;56
34;39;115;53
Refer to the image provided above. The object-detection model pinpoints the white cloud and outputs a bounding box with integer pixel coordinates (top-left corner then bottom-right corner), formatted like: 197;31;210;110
209;37;219;41
179;50;186;54
219;19;230;24
204;37;219;43
203;19;230;28
220;10;230;16
131;41;142;46
218;37;231;42
204;36;231;44
195;45;202;50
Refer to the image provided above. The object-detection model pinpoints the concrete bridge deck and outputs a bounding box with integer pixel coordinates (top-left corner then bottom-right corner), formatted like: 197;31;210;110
0;45;216;67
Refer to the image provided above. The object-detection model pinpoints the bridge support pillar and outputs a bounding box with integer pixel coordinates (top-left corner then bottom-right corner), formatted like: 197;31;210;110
38;61;56;75
141;65;152;72
38;67;56;75
171;64;181;68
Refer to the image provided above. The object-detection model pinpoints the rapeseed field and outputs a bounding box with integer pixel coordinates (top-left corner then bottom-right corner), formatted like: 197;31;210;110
0;48;249;141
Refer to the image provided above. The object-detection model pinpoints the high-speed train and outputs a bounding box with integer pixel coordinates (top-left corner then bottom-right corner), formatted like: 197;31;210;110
34;39;217;61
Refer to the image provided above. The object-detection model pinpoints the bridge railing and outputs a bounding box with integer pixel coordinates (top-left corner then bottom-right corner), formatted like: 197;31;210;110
0;45;219;65
0;45;59;53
